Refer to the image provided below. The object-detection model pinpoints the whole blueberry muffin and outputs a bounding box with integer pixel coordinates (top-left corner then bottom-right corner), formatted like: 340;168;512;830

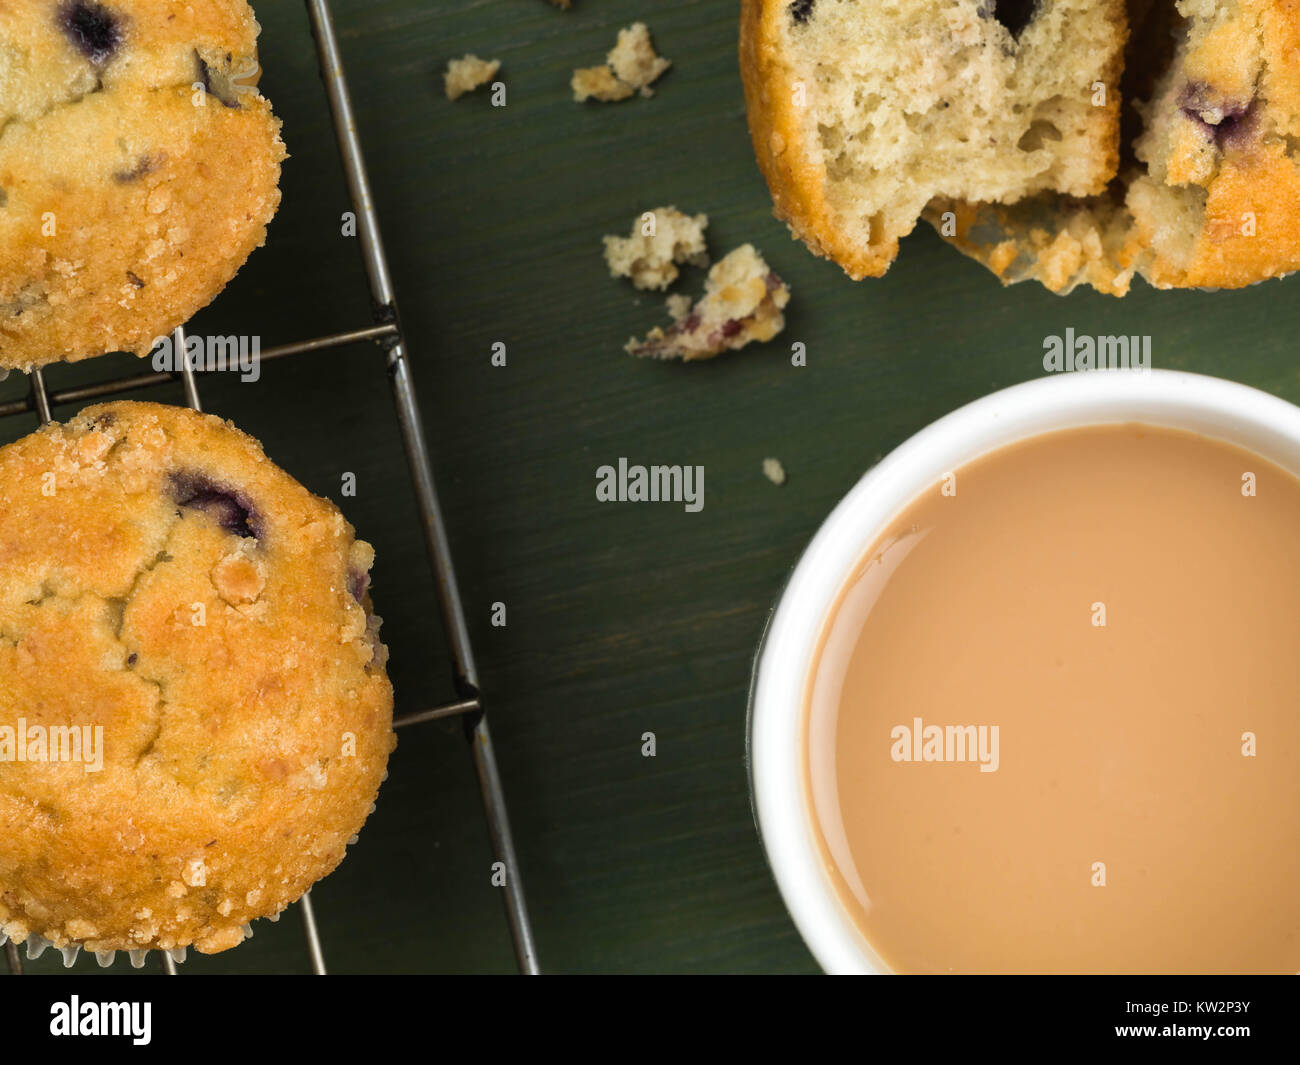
740;0;1128;279
0;402;394;957
930;0;1300;293
0;1;285;370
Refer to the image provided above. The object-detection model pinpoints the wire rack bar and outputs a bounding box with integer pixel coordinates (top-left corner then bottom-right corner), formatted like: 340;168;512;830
393;698;481;729
306;0;539;973
299;893;327;976
0;325;398;419
306;9;476;686
2;0;536;977
28;369;51;425
178;334;203;411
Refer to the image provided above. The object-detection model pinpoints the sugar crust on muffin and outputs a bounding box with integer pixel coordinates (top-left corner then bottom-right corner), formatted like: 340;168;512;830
0;401;394;956
0;0;286;369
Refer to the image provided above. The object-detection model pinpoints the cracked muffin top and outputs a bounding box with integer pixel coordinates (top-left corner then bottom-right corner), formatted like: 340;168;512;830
0;0;285;369
0;401;395;956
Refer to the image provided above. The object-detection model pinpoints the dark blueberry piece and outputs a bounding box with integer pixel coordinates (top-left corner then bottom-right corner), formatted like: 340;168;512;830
348;569;370;602
364;614;387;668
1215;104;1257;148
126;270;145;289
194;50;242;109
112;155;158;185
1178;82;1256;148
978;0;1039;39
58;1;123;65
789;0;815;24
721;319;744;339
126;653;138;666
171;472;259;539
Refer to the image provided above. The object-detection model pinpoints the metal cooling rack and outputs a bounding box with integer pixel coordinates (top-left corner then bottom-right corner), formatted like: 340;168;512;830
1;0;538;976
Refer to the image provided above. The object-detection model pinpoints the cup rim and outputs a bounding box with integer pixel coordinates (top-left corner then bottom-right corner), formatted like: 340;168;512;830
746;368;1300;974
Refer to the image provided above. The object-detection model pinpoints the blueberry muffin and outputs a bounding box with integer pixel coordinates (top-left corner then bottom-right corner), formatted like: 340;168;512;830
0;1;285;370
931;0;1300;293
740;0;1128;279
0;402;394;957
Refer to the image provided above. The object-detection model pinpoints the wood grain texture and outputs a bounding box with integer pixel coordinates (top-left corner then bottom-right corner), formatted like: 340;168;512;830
8;0;1300;974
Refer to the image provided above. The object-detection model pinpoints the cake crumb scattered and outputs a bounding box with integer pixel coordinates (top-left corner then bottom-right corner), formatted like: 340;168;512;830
444;54;500;101
573;23;670;102
604;207;709;291
608;23;671;91
573;65;635;103
626;244;790;361
762;458;787;485
664;293;693;321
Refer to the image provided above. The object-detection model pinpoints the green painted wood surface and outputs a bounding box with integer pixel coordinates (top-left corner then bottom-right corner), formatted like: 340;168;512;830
8;0;1300;974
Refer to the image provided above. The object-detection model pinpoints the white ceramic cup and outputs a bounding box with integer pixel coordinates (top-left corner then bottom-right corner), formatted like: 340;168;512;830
747;369;1300;974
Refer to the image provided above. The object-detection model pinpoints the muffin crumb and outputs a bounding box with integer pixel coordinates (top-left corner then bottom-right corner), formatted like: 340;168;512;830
573;23;670;102
665;293;693;321
604;207;709;291
572;65;635;103
626;245;790;361
762;458;786;485
444;54;500;101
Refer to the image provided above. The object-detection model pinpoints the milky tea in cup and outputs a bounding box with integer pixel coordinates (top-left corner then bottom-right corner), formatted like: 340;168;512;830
803;424;1300;974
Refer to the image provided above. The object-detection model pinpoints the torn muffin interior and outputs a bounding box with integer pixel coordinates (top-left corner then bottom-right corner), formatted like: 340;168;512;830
929;0;1300;293
770;0;1127;276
